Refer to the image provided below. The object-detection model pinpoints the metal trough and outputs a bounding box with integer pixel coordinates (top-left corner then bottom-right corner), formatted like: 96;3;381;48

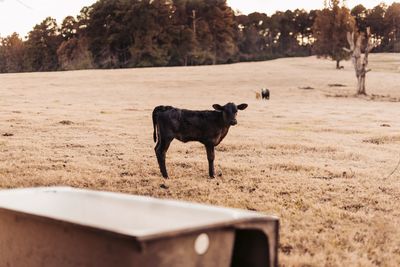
0;187;279;267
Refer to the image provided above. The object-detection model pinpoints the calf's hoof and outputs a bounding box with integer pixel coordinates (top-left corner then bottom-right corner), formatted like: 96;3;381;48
160;184;169;189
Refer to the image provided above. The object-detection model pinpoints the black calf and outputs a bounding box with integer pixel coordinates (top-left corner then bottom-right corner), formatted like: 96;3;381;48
152;103;248;178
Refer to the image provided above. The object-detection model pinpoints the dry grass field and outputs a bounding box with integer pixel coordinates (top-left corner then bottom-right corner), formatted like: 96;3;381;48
1;54;400;266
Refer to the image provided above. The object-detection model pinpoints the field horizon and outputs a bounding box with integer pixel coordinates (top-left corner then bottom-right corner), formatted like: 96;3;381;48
1;53;400;266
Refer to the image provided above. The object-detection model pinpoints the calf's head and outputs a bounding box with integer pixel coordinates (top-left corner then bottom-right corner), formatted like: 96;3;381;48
213;102;248;126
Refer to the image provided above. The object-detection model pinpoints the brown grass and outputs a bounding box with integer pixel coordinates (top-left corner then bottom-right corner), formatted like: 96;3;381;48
1;54;400;266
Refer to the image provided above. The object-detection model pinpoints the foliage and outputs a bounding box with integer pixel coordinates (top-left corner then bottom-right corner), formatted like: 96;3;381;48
24;17;63;72
0;0;399;73
384;3;400;51
57;38;93;70
0;33;26;73
313;0;356;68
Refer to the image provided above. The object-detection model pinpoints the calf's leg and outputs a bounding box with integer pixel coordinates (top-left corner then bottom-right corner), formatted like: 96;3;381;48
205;145;215;178
155;137;172;178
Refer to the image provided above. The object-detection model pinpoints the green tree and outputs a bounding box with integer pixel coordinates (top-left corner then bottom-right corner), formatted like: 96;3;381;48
268;12;284;55
25;17;62;71
61;16;78;40
351;4;367;32
290;9;317;56
236;12;269;60
384;2;400;52
313;0;356;69
57;38;93;70
0;38;5;73
0;33;26;73
85;0;129;67
365;4;386;51
294;9;311;46
185;0;215;65
167;0;200;66
126;0;173;67
202;0;238;64
76;6;93;35
270;11;300;56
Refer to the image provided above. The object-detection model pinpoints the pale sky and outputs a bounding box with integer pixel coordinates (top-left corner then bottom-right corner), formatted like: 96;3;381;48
0;0;396;38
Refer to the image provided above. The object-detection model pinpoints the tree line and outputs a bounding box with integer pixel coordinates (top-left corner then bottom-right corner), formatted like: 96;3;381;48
0;0;399;73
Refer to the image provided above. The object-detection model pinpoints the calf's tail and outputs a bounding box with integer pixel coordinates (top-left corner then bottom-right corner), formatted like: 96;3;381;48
152;108;158;143
152;106;174;143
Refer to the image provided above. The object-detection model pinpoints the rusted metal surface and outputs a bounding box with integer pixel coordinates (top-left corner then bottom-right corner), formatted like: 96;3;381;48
0;187;279;267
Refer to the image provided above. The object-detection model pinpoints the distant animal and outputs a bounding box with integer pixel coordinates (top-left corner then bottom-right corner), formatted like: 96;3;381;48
255;91;261;100
152;103;248;179
261;88;270;100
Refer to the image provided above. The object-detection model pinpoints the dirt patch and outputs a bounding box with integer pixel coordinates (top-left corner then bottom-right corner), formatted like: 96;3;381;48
363;135;400;145
328;83;347;87
341;203;364;212
369;94;400;102
299;86;314;90
326;93;400;102
267;143;338;154
59;120;74;125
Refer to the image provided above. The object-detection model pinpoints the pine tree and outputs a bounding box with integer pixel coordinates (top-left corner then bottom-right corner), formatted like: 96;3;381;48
203;0;238;64
384;3;400;52
313;0;356;69
366;4;386;51
25;17;62;71
0;33;26;73
351;4;367;32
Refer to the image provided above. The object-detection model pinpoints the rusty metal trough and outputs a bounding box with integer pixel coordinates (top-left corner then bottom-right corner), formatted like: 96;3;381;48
0;187;279;267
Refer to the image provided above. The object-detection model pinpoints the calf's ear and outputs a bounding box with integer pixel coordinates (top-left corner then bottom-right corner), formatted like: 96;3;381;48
237;103;248;110
213;104;224;111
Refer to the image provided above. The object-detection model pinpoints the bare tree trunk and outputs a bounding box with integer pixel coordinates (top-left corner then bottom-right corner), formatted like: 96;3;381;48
336;60;340;69
343;28;374;95
359;75;366;95
192;10;197;39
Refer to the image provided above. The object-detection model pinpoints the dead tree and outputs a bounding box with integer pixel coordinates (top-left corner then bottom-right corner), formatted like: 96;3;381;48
343;27;374;95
